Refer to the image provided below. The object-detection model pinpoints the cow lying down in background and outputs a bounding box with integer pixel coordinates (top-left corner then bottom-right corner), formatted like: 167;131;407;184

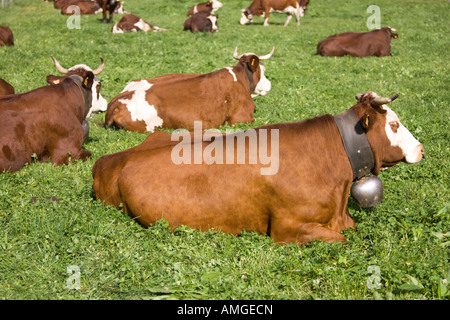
104;47;274;133
112;14;167;33
184;11;219;33
93;92;424;245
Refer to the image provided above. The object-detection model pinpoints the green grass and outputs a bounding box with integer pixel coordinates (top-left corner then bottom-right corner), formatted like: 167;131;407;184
0;0;449;300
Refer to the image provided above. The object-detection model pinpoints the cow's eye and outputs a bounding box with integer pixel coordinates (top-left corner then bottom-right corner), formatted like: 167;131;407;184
389;121;399;133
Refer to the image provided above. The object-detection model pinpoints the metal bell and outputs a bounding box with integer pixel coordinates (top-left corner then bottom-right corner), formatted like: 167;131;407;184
350;175;383;208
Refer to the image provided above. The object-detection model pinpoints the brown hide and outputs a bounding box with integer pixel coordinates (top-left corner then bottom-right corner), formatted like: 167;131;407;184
317;27;398;57
0;73;94;172
105;54;265;132
54;0;91;9
0;78;15;96
184;12;218;33
93;93;422;244
0;26;14;46
187;1;213;16
61;1;100;15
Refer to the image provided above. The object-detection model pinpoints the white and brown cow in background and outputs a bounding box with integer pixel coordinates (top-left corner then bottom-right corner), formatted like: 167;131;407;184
187;0;223;16
46;56;108;116
104;47;274;133
184;11;219;33
240;0;309;27
112;14;167;33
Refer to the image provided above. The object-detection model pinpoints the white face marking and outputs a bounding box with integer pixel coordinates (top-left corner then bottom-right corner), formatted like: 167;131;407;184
211;0;223;12
253;64;271;97
383;105;422;163
111;23;123;33
193;4;198;14
119;80;163;132
240;12;250;25
208;15;218;32
225;67;237;82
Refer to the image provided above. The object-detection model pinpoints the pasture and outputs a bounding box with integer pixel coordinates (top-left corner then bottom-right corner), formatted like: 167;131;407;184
0;0;448;300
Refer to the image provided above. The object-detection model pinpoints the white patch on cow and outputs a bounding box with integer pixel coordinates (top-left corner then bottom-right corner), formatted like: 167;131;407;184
252;64;271;97
111;23;124;33
135;19;150;32
269;6;296;15
382;105;423;164
225;67;237;82
119;80;163;132
211;0;223;12
208;15;218;32
240;11;250;25
193;4;198;14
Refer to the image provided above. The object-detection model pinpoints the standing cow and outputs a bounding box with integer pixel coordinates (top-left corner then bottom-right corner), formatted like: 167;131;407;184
240;0;309;27
92;92;424;244
96;0;121;23
0;25;14;46
317;27;398;57
46;55;108;115
0;78;14;96
104;47;274;133
187;0;223;16
184;11;219;33
0;72;96;173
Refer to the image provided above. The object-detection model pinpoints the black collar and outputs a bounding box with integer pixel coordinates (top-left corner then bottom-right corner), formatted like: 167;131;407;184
68;75;92;119
334;110;375;181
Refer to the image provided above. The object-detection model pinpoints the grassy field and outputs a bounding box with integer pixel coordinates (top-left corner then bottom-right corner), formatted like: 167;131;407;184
0;0;448;300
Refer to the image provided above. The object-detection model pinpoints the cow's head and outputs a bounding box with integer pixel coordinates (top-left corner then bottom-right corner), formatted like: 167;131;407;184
354;92;424;175
47;56;107;118
208;14;219;32
300;0;310;15
210;0;223;12
240;9;253;25
233;47;274;97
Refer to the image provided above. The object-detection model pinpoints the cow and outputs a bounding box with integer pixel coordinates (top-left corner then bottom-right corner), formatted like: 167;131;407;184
61;1;102;15
54;0;92;9
317;27;399;57
111;14;167;33
184;11;219;33
0;25;14;46
187;0;223;16
92;91;424;244
96;0;121;23
240;0;309;27
104;47;274;133
46;55;108;115
0;78;14;96
0;72;96;173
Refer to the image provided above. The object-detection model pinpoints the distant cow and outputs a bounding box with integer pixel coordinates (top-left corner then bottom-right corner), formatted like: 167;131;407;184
240;0;309;27
96;0;121;23
104;47;274;133
0;72;96;173
317;27;398;57
112;14;167;33
54;0;92;9
187;0;223;16
46;55;108;115
0;79;14;96
184;12;219;33
93;92;424;244
0;26;14;46
61;1;102;15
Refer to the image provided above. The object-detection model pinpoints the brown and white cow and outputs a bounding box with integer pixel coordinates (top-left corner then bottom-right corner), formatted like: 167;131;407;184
0;72;96;173
46;55;107;115
317;27;398;57
104;47;274;133
0;25;14;46
184;11;219;33
93;92;424;244
0;78;14;96
187;0;223;16
111;14;167;33
54;0;92;9
96;0;122;23
240;0;309;27
60;1;102;15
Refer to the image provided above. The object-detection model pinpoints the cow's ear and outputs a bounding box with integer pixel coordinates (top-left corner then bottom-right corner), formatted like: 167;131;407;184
46;75;64;85
82;71;94;89
360;112;374;132
247;55;260;72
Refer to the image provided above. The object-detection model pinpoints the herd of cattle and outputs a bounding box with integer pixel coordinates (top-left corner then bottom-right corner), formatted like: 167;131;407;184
0;1;424;245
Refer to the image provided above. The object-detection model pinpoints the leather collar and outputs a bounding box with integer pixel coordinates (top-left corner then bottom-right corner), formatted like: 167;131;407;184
68;75;92;119
334;110;375;181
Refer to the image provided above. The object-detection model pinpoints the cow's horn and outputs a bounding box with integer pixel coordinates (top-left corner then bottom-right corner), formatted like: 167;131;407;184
51;55;69;74
233;47;240;60
92;57;105;75
258;47;275;60
371;93;399;107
